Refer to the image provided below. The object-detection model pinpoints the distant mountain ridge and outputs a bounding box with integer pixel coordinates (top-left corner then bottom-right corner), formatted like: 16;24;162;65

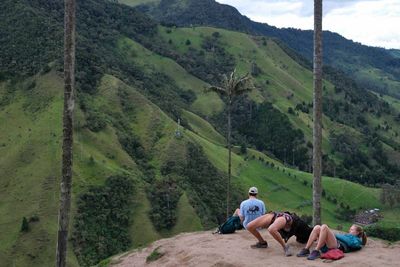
131;0;400;98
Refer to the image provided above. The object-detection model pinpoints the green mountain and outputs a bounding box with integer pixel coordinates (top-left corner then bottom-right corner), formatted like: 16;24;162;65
130;0;400;99
1;0;399;266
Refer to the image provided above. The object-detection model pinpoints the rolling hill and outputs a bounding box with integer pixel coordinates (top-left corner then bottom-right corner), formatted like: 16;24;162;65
0;0;399;266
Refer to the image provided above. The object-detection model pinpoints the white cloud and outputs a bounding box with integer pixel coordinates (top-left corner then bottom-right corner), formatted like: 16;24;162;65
216;0;400;49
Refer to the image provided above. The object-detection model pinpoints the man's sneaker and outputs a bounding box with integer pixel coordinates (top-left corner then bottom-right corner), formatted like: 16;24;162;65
250;241;268;248
284;245;293;256
307;250;321;260
297;248;310;257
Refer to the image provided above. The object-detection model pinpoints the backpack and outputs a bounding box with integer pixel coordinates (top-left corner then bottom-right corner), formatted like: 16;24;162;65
215;216;242;234
321;248;344;260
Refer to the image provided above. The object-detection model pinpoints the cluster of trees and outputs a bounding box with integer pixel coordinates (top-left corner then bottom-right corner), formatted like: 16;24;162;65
0;0;63;77
112;109;156;183
147;176;182;230
158;142;243;228
329;132;400;185
72;175;134;266
183;143;242;226
0;0;156;81
139;29;236;85
212;98;310;170
136;0;256;35
175;32;236;85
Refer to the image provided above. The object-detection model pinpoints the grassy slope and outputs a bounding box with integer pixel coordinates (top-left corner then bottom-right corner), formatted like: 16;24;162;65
238;160;382;229
158;26;337;151
181;109;226;146
0;25;399;267
117;36;224;117
94;75;206;244
0;72;205;266
366;93;400;164
0;72;79;267
355;67;400;99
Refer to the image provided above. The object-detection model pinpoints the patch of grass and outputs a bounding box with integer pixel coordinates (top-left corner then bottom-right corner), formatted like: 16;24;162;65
182;109;225;145
96;258;111;267
170;193;203;235
146;246;165;263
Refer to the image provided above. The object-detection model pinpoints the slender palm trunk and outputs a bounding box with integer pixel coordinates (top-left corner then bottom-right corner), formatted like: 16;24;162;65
226;97;232;219
312;0;323;226
56;0;76;266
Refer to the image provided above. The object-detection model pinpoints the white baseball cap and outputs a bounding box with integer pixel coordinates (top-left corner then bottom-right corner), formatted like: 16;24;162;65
249;186;258;194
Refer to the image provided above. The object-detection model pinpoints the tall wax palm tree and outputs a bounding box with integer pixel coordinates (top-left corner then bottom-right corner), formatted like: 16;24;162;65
207;70;254;219
313;0;323;226
56;0;76;266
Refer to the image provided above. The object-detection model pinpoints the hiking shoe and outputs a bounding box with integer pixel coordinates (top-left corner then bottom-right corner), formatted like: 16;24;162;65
297;248;310;257
307;250;321;260
250;241;268;248
284;245;292;256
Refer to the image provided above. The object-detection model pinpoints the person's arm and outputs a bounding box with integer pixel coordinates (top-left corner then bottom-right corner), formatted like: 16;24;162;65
239;203;245;223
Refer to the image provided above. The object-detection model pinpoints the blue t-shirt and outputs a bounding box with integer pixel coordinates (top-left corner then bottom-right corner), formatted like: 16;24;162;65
240;198;266;229
335;233;363;251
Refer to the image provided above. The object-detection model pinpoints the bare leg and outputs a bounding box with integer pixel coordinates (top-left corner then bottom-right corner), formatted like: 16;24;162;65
315;224;337;250
246;213;274;243
305;225;321;249
267;217;287;249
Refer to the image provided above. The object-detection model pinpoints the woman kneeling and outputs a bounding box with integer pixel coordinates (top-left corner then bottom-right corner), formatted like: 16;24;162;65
246;211;293;256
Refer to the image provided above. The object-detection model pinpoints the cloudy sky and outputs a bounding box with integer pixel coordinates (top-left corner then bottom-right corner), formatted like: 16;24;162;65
216;0;400;49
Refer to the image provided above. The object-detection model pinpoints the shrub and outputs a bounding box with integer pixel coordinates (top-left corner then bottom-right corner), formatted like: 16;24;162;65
146;247;165;263
29;215;40;222
212;31;220;38
86;110;107;132
365;225;400;242
20;217;29;232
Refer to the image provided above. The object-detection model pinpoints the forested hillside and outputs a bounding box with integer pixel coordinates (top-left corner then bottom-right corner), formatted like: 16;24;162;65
0;0;399;266
130;0;400;99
